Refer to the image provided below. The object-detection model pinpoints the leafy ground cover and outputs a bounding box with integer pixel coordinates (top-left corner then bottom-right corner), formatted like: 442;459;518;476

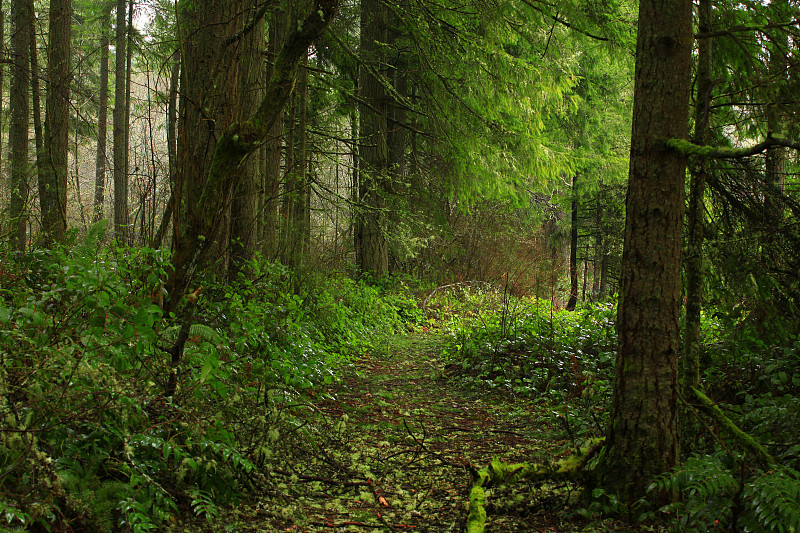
189;329;653;532
2;242;798;532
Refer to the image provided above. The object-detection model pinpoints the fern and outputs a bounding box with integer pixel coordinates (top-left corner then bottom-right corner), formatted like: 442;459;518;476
652;454;800;532
741;467;800;533
160;323;222;345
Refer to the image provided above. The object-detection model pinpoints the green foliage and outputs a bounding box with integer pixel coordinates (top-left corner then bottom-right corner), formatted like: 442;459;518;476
441;291;615;400
651;453;800;533
0;239;422;530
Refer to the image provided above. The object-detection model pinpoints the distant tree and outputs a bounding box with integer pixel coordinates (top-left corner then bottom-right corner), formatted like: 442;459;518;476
113;0;128;242
9;0;34;250
682;0;712;391
93;5;112;223
39;0;72;246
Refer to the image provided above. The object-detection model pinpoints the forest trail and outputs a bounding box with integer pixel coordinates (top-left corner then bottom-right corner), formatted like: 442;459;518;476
239;330;574;532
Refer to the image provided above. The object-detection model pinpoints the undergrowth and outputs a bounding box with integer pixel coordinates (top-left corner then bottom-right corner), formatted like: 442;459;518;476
0;224;422;532
436;285;800;532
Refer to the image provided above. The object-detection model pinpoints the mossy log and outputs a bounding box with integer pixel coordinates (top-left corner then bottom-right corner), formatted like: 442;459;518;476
466;438;604;533
690;387;775;468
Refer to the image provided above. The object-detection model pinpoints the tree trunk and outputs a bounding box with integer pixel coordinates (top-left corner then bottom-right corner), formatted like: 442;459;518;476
682;0;713;393
9;0;33;251
591;185;604;300
230;0;266;278
39;0;72;247
281;52;309;268
595;0;691;504
566;173;579;311
261;8;287;256
152;51;180;250
93;8;111;224
356;0;389;276
30;9;43;203
113;0;129;242
165;0;339;312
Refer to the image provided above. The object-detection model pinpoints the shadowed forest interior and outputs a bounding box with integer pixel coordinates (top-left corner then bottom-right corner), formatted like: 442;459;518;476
1;0;800;531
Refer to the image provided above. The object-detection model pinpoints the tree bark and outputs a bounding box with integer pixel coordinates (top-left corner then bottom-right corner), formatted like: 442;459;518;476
281;52;309;268
112;0;128;242
9;0;33;251
230;0;266;278
356;0;389;277
165;0;339;312
261;8;287;256
39;0;72;246
93;8;111;224
595;0;691;504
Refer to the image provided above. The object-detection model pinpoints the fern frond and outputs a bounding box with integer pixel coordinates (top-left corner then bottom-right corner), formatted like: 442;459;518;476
161;323;222;345
742;467;800;533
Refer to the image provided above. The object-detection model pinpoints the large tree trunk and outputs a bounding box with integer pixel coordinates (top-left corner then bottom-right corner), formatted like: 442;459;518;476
356;0;389;276
39;0;72;247
281;52;309;268
9;0;33;251
595;0;691;504
230;0;266;278
93;8;111;224
112;0;129;242
165;0;339;312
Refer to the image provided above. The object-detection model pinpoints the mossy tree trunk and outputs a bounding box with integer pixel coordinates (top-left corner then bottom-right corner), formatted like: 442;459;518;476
165;0;339;312
595;0;692;504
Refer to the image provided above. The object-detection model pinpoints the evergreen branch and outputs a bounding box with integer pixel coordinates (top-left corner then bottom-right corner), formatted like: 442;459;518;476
695;19;800;39
519;0;610;42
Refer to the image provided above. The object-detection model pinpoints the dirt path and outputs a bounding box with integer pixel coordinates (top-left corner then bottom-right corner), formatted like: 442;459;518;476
230;331;575;532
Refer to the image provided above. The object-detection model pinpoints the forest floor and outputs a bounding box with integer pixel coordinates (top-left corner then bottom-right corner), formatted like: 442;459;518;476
203;330;647;532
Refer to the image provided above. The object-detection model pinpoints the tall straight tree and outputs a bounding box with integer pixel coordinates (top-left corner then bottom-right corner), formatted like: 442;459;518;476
356;0;389;276
113;0;128;242
9;0;33;250
261;7;287;254
229;0;266;277
595;0;692;503
93;5;112;223
39;0;72;246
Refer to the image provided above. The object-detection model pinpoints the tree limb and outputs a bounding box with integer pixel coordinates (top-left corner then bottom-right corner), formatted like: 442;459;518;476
665;134;800;159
